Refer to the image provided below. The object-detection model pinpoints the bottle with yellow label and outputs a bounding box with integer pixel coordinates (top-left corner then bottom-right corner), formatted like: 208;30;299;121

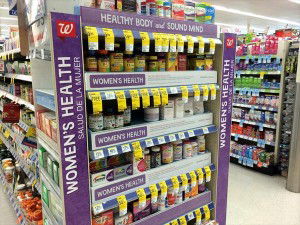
166;52;178;71
124;51;135;72
134;48;146;72
158;53;166;71
97;50;110;72
148;55;159;72
110;43;124;72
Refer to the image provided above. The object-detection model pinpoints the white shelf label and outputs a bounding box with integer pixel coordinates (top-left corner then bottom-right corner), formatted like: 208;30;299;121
145;139;154;147
169;134;177;142
157;136;166;144
188;130;195;137
121;144;131;153
108;147;118;156
93;204;104;215
203;127;209;134
105;91;116;100
170;87;178;94
178;132;186;139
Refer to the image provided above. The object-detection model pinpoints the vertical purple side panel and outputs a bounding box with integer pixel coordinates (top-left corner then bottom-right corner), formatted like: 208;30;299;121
216;33;236;225
51;12;91;225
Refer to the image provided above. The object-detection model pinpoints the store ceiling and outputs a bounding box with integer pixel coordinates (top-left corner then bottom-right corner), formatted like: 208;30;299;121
211;0;300;32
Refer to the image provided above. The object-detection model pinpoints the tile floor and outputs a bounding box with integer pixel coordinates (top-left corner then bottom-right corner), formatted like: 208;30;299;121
1;164;300;225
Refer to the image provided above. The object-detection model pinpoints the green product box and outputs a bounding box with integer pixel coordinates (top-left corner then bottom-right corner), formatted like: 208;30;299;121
42;182;49;206
47;155;54;179
38;147;47;169
53;161;59;186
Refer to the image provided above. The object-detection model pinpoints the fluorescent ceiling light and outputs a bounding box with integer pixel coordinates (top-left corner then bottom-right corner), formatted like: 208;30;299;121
215;22;265;32
289;0;300;4
0;7;9;10
0;24;18;27
0;17;17;21
213;4;300;26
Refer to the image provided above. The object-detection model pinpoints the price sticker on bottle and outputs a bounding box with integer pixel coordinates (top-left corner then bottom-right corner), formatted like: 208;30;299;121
197;36;205;54
151;88;161;107
202;85;209;101
193;85;201;101
154;33;163;52
195;208;202;224
140;89;150;108
169;34;177;52
162;33;170;52
204;166;212;182
129;90;140;110
159;88;169;106
103;28;114;51
117;195;128;216
176;34;184;52
88;92;102;114
203;205;211;221
180;174;188;191
123;30;134;51
179;216;187;225
171;176;180;194
159;181;168;199
140;32;150;52
189;171;197;187
181;86;189;103
187;35;194;53
85;26;98;50
196;168;204;185
209;38;216;54
115;90;127;112
209;84;216;100
136;188;146;208
132;141;143;160
149;184;158;203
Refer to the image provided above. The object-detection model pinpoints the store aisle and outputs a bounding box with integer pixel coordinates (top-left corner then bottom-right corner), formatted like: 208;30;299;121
227;164;300;225
0;186;16;225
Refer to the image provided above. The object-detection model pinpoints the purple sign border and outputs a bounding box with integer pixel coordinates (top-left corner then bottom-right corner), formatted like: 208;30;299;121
80;7;218;38
51;12;91;225
216;33;236;225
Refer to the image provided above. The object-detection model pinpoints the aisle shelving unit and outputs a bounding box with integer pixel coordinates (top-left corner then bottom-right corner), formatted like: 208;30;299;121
30;7;236;225
231;39;289;174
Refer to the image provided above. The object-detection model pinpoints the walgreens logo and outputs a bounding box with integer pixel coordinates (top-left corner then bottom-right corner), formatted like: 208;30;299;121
56;20;76;38
226;37;235;48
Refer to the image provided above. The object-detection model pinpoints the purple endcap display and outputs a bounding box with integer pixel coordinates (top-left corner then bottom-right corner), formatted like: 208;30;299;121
51;12;91;225
80;7;218;38
216;33;237;225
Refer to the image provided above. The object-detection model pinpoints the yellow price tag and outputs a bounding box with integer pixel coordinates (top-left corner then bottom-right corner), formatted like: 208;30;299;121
179;216;187;225
115;90;127;112
180;174;188;190
154;33;163;52
260;72;265;79
197;168;204;184
162;33;170;52
202;85;209;101
132;141;143;160
140;32;150;52
88;92;103;114
159;181;168;198
136;188;146;207
123;30;134;51
117;195;128;216
151;88;161;107
171;176;179;192
189;171;197;187
176;34;184;52
159;88;168;106
0;139;3;145
209;38;216;54
203;205;211;221
181;86;189;103
3;130;10;138
140;89;150;108
171;220;179;225
85;26;98;50
195;208;202;222
129;90;140;110
193;85;201;101
197;36;205;54
149;184;158;200
187;35;194;53
169;34;177;52
103;28;115;51
209;84;217;100
204;166;212;182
